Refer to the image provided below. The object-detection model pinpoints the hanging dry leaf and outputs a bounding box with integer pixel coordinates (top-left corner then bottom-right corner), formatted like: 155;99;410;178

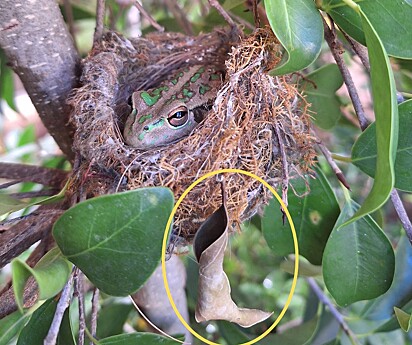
193;182;272;328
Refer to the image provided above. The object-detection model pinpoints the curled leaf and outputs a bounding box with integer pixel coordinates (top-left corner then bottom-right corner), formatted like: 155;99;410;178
193;185;272;327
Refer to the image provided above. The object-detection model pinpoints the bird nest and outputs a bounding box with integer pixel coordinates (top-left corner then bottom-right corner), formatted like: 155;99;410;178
69;27;315;242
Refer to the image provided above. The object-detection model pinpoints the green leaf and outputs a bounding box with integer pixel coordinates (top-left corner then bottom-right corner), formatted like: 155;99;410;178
323;200;395;306
0;194;30;216
394;307;412;332
12;247;72;311
375;299;412;333
302;64;343;129
265;0;323;75
53;187;174;296
0;49;17;112
352;100;412;192
17;299;57;345
361;234;412;320
97;302;133;339
99;333;180;345
325;0;412;59
0;182;67;216
343;8;398;225
0;311;29;345
262;166;340;265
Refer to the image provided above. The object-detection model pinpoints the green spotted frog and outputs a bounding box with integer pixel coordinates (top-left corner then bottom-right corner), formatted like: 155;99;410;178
123;65;223;149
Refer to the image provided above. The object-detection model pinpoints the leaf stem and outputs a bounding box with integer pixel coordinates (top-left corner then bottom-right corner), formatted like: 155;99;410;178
331;154;352;163
340;0;359;12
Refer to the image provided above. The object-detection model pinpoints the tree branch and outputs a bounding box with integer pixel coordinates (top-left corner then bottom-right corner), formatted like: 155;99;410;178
307;278;360;345
391;190;412;245
323;17;369;131
0;162;69;188
0;0;80;161
0;207;63;269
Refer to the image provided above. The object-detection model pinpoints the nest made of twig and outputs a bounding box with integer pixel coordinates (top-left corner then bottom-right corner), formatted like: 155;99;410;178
69;27;315;241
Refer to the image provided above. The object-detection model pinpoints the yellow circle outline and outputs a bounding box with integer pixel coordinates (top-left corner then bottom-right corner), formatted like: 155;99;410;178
161;168;299;345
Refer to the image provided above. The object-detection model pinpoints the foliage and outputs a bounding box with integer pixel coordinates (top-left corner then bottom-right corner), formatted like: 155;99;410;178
1;0;412;344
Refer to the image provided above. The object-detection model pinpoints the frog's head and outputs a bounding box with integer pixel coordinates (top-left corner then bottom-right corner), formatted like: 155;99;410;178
123;65;222;150
124;96;197;149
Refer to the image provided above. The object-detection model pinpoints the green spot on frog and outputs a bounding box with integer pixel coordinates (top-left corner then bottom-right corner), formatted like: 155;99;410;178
171;79;178;85
138;114;153;124
140;86;169;106
183;88;194;98
210;73;221;81
190;66;205;83
199;85;211;95
131;109;137;116
137;118;165;141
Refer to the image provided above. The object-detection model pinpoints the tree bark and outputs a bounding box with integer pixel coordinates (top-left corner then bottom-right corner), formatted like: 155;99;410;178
0;0;81;161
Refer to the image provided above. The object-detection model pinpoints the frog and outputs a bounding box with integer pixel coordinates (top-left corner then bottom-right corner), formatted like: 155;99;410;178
123;65;223;149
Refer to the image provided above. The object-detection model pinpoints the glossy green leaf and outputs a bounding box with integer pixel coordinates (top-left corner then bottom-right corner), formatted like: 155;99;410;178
265;0;323;75
12;247;72;311
17;299;57;345
324;0;412;59
361;234;412;320
323;201;395;306
394;307;412;332
302;64;343;129
352;100;412;192
0;311;29;345
53;187;174;296
99;333;180;344
262;166;340;265
375;299;412;333
343;8;398;225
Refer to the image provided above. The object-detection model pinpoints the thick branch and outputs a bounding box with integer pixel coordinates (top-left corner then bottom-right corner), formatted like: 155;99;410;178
0;0;80;160
0;162;69;188
0;207;63;269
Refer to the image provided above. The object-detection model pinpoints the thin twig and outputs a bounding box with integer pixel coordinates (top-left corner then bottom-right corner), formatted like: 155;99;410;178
90;288;100;345
134;1;164;32
341;30;370;72
93;0;105;45
44;270;74;345
74;269;86;345
323;16;369;131
208;0;237;29
164;0;193;35
391;190;412;245
307;278;360;345
315;137;351;190
63;0;78;52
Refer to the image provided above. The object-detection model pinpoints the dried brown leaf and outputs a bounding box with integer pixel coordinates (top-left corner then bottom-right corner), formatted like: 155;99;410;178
193;187;272;327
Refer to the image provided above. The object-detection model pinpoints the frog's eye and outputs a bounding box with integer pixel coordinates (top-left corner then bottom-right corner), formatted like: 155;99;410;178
168;107;189;127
